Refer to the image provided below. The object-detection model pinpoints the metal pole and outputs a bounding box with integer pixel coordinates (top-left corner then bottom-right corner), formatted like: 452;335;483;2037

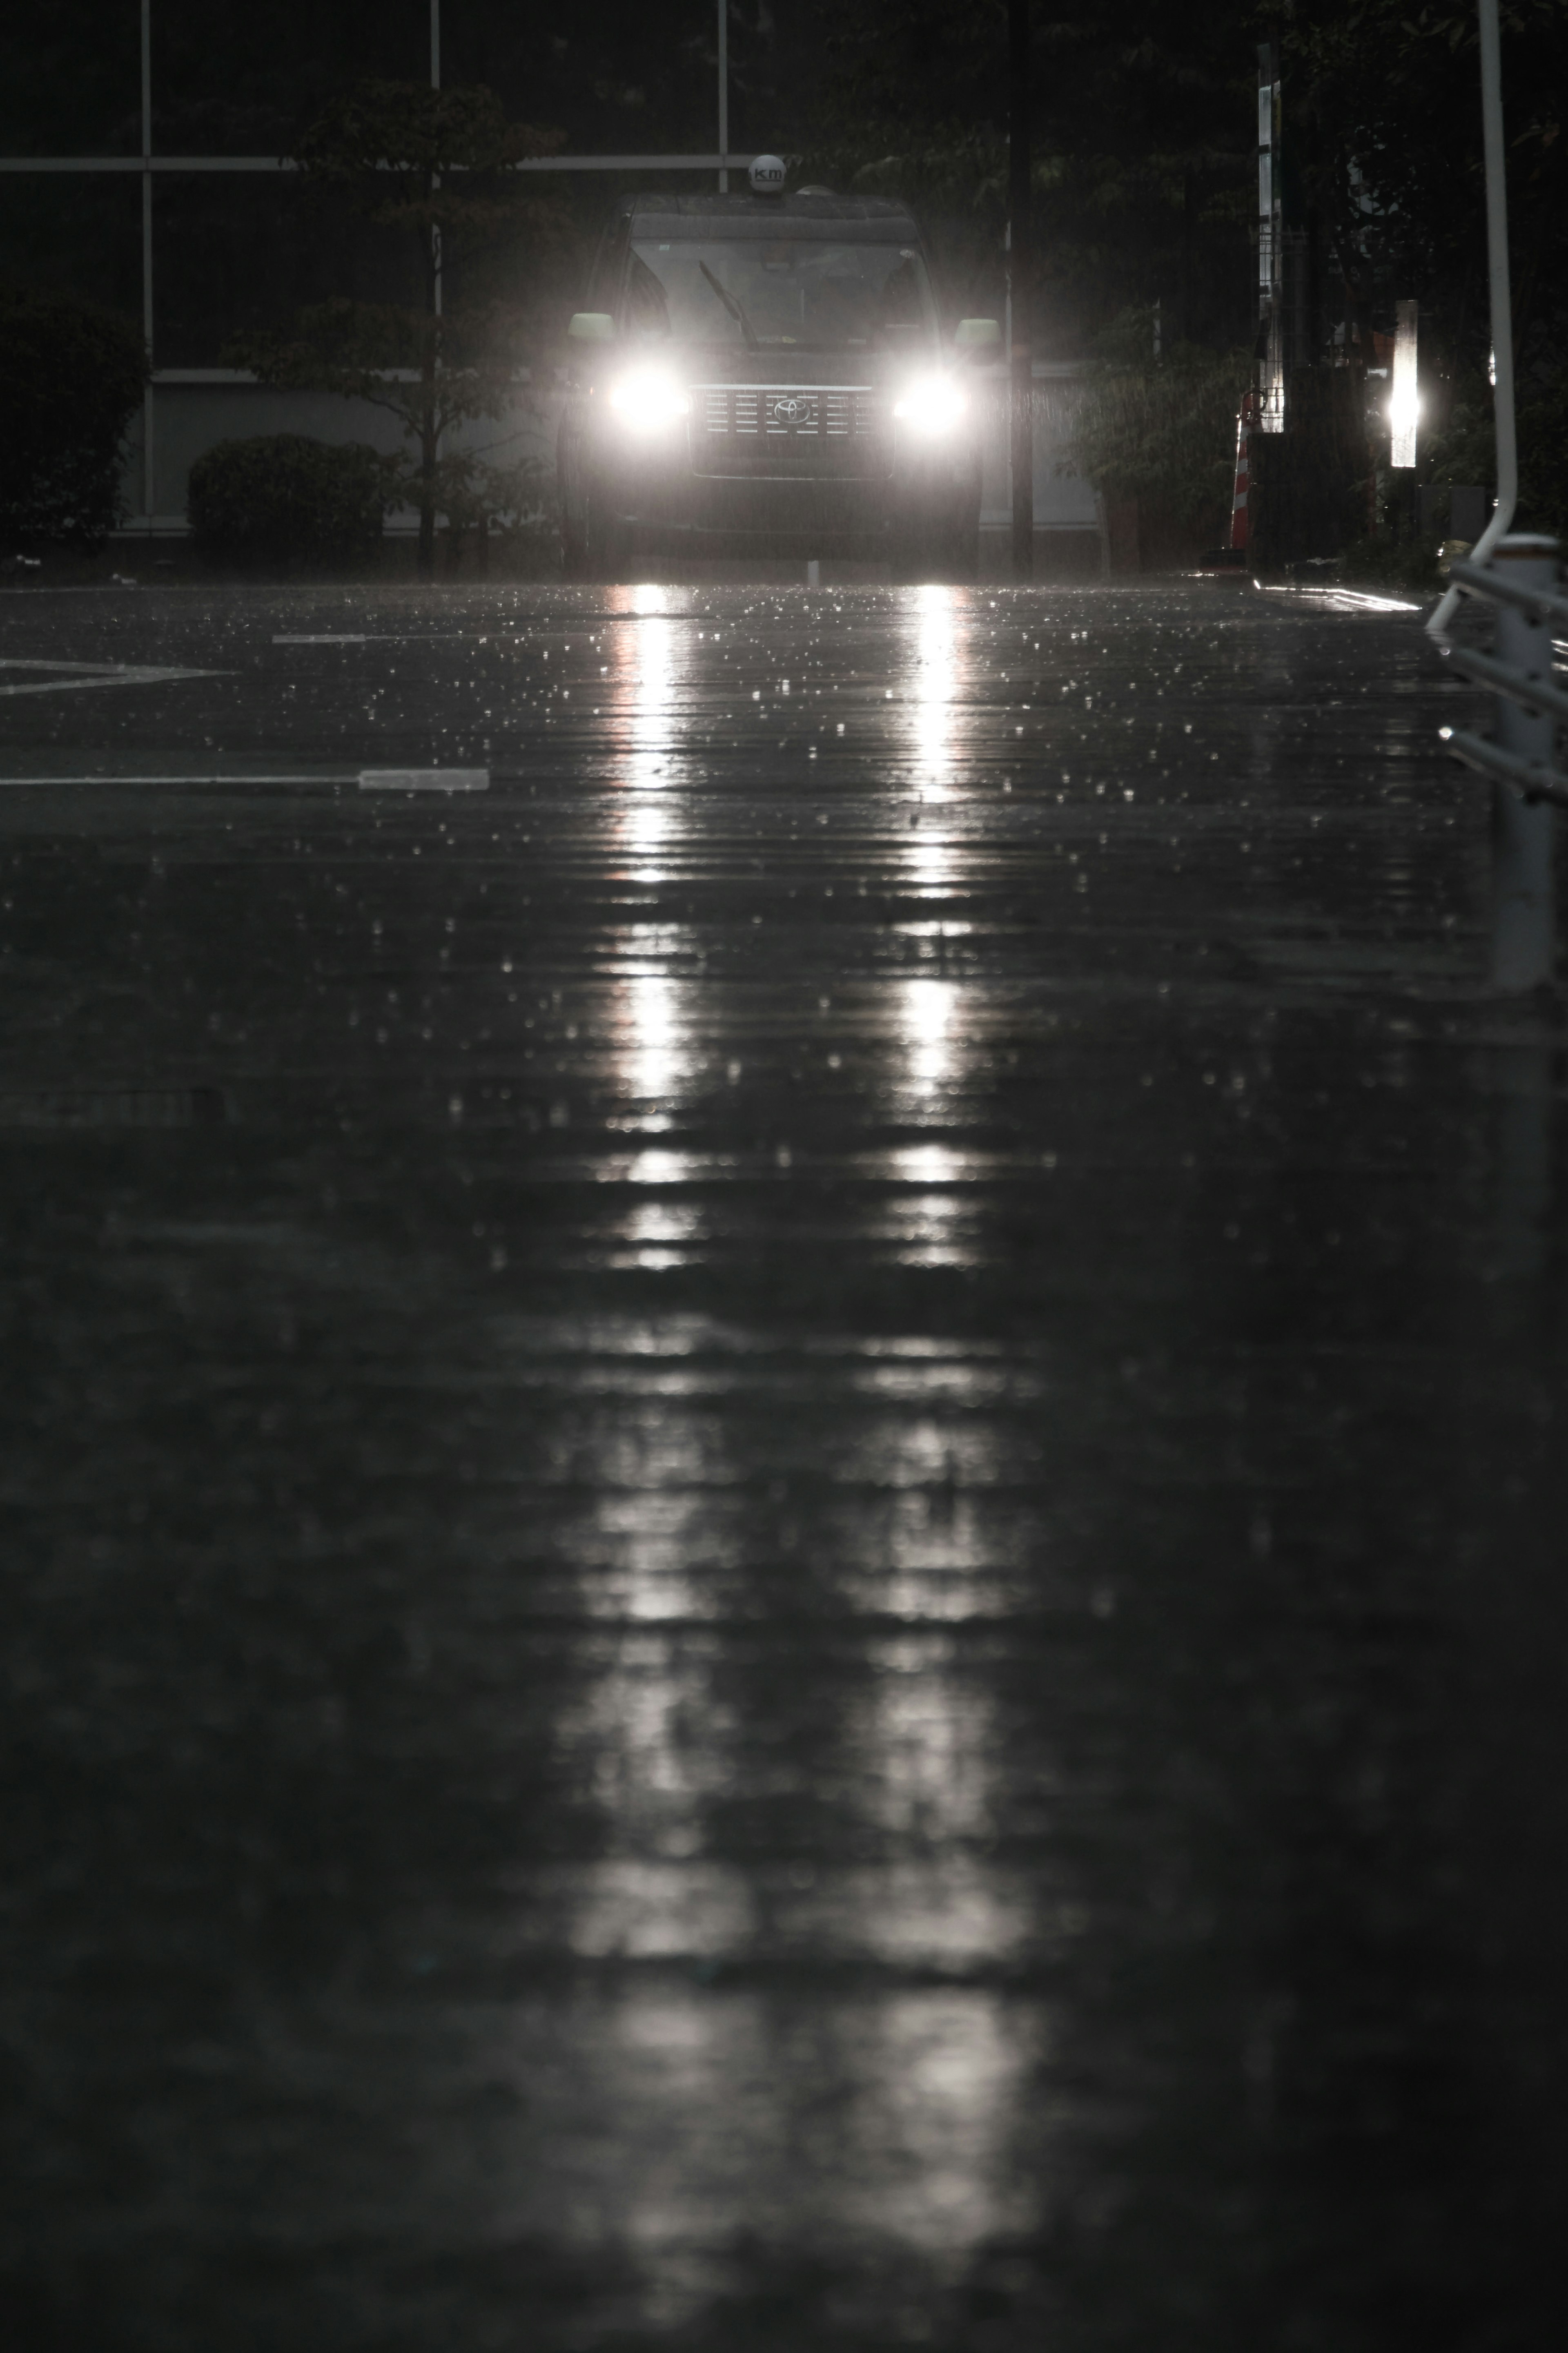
1257;46;1282;433
717;0;729;192
430;0;441;317
140;0;154;526
1417;0;1549;987
1428;0;1516;635
1008;0;1032;581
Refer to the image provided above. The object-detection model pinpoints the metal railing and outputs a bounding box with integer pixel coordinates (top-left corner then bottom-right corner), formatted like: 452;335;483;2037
1433;538;1566;990
1438;547;1568;810
1425;0;1566;988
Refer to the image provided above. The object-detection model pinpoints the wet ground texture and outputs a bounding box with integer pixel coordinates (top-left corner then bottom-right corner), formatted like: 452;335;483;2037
2;575;1566;2353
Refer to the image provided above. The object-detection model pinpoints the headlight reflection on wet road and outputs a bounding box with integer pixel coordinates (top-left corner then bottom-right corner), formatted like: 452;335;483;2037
612;582;683;807
9;570;1556;2352
619;962;685;1109
611;590;699;1136
907;581;964;804
901;978;960;1096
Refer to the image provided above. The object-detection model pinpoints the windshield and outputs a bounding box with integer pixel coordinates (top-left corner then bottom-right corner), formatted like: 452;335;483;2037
624;238;938;350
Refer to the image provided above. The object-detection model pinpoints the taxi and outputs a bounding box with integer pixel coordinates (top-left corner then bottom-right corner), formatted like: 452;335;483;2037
558;158;999;580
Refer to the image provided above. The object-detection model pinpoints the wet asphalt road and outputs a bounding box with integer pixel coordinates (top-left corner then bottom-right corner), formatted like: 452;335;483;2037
2;576;1566;2352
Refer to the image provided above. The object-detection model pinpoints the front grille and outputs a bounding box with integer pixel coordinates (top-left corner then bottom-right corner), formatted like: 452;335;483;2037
694;383;887;477
700;385;878;440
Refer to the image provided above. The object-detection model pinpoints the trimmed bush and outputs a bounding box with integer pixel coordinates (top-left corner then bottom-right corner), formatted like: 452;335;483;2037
1424;372;1568;540
187;434;398;564
0;288;147;550
1060;310;1254;555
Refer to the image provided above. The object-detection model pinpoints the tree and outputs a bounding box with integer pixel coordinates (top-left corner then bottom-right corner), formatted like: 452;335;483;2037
0;288;146;550
805;0;1259;352
808;0;1567;559
1280;0;1568;390
226;80;565;579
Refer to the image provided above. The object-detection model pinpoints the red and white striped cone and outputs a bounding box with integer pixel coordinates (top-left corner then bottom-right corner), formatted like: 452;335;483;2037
1228;392;1258;552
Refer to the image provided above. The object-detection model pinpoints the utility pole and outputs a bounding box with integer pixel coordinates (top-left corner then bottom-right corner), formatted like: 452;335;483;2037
140;0;154;527
431;0;442;318
1257;42;1282;429
1008;0;1033;580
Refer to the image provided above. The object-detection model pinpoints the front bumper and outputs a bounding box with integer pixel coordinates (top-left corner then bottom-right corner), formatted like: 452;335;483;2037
587;408;978;553
599;466;978;555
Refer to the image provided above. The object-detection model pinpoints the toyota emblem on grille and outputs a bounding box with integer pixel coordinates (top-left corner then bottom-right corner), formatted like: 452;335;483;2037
771;394;814;426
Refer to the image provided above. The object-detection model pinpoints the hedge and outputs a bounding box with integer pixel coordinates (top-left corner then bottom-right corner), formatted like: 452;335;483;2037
187;434;399;564
0;288;147;549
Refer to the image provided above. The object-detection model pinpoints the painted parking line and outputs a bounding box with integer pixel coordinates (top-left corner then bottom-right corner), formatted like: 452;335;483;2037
358;768;490;792
0;773;356;787
0;657;221;696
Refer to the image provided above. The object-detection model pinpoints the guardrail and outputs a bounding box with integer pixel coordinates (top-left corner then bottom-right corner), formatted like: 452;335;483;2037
1438;544;1568;807
1432;538;1566;989
1423;0;1565;989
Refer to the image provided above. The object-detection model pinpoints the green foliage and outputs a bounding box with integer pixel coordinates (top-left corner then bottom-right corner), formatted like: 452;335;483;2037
813;0;1568;388
1282;0;1568;371
1423;370;1568;534
432;448;545;535
1518;373;1568;534
226;294;528;449
187;434;399;564
1060;308;1251;539
811;2;1259;348
292;80;561;237
1421;381;1497;495
224;79;565;578
0;288;145;549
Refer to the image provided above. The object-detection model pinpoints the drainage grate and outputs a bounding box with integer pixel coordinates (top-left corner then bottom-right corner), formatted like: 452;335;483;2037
0;1088;228;1130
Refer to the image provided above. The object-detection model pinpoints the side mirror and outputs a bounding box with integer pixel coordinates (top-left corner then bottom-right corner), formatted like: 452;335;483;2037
954;318;1002;361
567;312;615;343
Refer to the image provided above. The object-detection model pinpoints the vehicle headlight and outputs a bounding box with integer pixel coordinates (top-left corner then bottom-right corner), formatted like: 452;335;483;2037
605;370;691;431
892;374;969;437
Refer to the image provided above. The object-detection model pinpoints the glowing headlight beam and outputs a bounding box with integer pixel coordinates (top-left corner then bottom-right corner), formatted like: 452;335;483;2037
892;374;970;439
605;371;691;433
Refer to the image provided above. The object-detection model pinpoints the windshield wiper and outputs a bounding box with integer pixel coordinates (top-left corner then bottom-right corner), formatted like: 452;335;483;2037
699;260;760;352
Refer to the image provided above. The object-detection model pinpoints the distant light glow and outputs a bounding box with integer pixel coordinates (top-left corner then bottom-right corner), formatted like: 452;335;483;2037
1388;386;1421;452
1390;298;1419;468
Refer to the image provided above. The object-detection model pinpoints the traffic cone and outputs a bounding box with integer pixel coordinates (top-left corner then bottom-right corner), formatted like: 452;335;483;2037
1229;391;1258;552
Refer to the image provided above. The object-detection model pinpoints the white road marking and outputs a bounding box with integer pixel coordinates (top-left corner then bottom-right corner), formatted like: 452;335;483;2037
0;774;353;787
359;767;490;792
0;656;220;696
